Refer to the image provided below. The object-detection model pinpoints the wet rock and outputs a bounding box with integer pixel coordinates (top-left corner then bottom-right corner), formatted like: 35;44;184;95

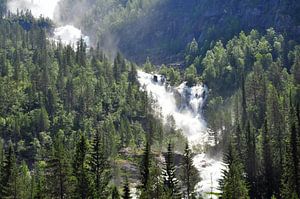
153;75;158;83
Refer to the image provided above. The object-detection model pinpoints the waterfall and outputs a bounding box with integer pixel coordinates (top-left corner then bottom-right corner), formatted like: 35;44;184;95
7;0;89;45
137;71;223;199
6;1;223;197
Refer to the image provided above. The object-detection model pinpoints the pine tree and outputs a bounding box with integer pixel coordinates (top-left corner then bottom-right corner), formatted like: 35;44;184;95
281;111;300;199
73;133;90;199
219;140;249;199
32;161;47;199
182;143;199;199
140;141;151;191
122;178;131;199
17;161;31;199
112;186;120;199
13;49;21;82
46;130;70;199
245;122;257;198
162;143;181;198
0;143;18;198
113;52;124;81
262;120;275;198
89;129;110;199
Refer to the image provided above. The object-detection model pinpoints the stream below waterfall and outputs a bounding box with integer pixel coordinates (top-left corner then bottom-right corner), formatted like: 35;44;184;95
137;71;223;199
7;1;223;197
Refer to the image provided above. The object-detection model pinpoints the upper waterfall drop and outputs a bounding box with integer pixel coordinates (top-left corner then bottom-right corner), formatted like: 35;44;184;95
7;0;89;46
137;70;222;199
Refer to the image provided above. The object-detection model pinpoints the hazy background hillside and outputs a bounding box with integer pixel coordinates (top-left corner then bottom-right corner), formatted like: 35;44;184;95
57;0;300;64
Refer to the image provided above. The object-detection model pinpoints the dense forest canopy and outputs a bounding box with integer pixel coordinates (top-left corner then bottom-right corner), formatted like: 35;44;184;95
57;0;300;64
0;0;300;199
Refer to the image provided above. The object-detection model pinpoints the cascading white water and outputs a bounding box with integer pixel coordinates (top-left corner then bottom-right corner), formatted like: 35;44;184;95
137;71;223;199
6;1;223;197
7;0;89;45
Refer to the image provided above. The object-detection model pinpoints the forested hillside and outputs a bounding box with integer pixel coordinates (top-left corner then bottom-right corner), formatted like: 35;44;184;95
57;0;300;64
181;28;300;198
1;0;300;199
0;11;201;198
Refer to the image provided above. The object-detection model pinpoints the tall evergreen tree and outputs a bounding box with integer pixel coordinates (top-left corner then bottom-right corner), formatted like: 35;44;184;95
245;122;257;198
140;141;151;191
122;178;131;199
89;129;110;199
46;130;70;199
162;143;181;198
219;140;249;199
73;133;90;199
262;120;275;198
0;143;18;198
17;161;32;199
181;143;199;199
281;107;300;199
112;185;120;199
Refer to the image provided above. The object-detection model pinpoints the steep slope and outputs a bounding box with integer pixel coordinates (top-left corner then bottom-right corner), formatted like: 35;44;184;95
58;0;300;64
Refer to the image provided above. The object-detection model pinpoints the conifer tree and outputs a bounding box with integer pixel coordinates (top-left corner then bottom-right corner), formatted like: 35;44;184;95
0;143;18;198
73;133;90;199
122;178;131;199
140;141;150;191
46;130;70;199
281;111;300;199
245;122;257;198
112;185;120;199
219;140;249;199
262;120;275;198
162;143;181;198
17;161;31;199
89;129;110;199
182;143;199;199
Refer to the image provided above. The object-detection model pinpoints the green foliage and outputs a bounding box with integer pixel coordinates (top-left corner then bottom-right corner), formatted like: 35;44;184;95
162;143;181;198
122;178;131;199
203;29;300;199
219;140;249;199
0;12;178;198
181;143;200;199
184;64;197;87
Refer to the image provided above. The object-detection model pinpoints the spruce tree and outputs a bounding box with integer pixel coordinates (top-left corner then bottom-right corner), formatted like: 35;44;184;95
162;143;181;198
245;122;257;198
182;143;199;199
281;117;299;199
89;129;110;199
17;161;32;199
0;143;18;198
112;186;120;199
73;133;90;199
140;141;151;191
262;120;275;198
122;178;131;199
219;140;249;199
46;130;70;199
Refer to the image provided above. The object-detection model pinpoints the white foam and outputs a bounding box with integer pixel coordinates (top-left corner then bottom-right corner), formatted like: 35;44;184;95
8;0;89;46
53;25;90;46
137;71;223;198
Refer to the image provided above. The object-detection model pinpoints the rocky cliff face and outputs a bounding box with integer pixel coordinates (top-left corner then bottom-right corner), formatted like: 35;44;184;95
59;0;300;64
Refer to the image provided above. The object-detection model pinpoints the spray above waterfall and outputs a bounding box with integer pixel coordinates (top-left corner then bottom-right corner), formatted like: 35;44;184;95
7;0;89;45
137;70;223;199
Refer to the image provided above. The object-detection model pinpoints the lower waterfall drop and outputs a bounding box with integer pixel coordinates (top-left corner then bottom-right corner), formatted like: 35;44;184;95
137;70;223;199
